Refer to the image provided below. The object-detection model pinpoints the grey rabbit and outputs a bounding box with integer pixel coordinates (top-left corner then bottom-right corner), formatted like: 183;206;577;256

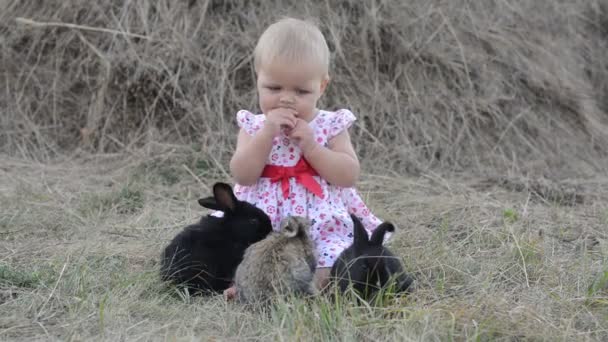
234;216;317;305
330;214;414;300
160;182;273;295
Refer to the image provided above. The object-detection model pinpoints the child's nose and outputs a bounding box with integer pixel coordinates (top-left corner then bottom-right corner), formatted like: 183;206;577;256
279;92;295;105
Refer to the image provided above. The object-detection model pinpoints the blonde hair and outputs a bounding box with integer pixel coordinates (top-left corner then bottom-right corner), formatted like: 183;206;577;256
254;17;330;77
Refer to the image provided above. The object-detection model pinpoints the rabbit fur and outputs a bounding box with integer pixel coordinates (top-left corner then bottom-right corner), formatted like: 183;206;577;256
234;216;317;305
160;182;273;295
330;214;414;300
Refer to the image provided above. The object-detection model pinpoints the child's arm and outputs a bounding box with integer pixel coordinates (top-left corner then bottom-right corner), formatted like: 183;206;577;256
302;130;360;187
230;108;298;185
287;115;359;187
229;127;275;185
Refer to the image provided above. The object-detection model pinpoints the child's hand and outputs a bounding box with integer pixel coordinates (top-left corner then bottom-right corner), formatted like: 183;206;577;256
264;108;297;136
289;118;317;154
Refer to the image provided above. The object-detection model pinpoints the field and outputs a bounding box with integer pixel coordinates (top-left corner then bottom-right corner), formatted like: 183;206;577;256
2;0;608;341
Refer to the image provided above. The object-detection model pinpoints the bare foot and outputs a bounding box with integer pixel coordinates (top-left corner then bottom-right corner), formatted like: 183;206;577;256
223;285;237;301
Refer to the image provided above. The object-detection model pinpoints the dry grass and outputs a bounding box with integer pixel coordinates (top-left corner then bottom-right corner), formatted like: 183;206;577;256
2;0;608;341
1;147;607;341
2;0;608;176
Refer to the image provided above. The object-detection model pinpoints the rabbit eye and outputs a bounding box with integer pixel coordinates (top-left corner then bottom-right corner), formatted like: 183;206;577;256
249;218;259;225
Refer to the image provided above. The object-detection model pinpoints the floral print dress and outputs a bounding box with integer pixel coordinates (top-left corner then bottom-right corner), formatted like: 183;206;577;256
217;108;385;268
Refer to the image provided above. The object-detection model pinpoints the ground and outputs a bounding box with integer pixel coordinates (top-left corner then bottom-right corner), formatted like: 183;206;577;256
1;147;607;341
2;0;608;340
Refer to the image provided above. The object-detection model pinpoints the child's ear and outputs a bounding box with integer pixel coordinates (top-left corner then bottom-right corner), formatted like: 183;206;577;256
320;76;330;94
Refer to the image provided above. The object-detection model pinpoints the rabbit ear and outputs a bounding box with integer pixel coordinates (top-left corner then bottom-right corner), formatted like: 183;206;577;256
351;214;369;251
369;222;395;246
198;196;222;210
212;183;237;212
198;183;237;212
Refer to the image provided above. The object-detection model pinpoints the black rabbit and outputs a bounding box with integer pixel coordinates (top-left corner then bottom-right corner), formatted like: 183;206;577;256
160;182;273;295
330;214;414;300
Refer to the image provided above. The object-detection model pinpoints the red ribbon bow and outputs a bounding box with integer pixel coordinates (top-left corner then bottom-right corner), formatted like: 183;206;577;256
261;158;325;199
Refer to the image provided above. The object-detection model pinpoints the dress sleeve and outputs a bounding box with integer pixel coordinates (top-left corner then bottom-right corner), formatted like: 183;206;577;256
236;110;261;135
328;109;357;139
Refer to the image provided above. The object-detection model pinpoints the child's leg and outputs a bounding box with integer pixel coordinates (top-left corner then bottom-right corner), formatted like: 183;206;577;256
314;267;331;290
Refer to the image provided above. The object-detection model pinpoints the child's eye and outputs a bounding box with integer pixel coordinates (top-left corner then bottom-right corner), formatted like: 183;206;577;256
297;89;310;95
267;86;280;91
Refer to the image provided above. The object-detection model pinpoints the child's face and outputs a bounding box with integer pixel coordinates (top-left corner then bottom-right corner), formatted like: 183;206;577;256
256;61;329;122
